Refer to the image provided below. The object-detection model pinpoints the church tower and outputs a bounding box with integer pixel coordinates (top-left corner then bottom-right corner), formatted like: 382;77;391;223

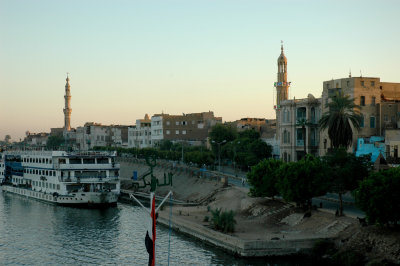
63;75;72;131
276;43;289;107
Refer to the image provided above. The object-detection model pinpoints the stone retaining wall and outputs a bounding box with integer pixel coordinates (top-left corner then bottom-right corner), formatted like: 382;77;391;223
157;211;323;257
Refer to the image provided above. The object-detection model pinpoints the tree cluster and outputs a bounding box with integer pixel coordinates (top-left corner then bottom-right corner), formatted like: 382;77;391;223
354;168;400;226
247;151;371;211
209;124;272;170
93;140;215;168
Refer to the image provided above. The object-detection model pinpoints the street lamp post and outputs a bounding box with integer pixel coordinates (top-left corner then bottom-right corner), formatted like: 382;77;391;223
212;140;226;172
233;141;240;176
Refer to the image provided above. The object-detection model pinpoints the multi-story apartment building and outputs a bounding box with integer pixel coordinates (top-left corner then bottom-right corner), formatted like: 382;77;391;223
279;95;322;162
151;112;222;146
76;123;128;150
319;76;400;156
128;114;152;148
24;132;49;147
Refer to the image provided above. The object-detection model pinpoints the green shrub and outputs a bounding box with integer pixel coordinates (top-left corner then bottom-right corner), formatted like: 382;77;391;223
332;250;364;266
210;208;236;233
203;216;209;222
311;239;336;257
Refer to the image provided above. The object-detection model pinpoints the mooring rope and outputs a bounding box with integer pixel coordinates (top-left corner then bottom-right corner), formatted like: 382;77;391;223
168;192;173;266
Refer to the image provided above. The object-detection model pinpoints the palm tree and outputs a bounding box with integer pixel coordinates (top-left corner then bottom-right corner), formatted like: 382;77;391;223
319;91;362;149
319;91;362;216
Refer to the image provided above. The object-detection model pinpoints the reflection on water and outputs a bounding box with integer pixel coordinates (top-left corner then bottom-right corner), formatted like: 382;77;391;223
0;191;307;265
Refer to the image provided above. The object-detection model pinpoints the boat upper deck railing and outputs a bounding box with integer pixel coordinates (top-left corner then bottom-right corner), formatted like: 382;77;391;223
2;148;116;157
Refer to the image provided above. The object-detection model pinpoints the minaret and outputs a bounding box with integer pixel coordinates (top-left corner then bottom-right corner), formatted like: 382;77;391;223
63;74;72;131
275;43;289;143
276;43;288;107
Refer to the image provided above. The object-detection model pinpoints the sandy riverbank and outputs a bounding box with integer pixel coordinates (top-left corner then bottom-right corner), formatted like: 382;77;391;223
118;158;400;262
118;158;357;257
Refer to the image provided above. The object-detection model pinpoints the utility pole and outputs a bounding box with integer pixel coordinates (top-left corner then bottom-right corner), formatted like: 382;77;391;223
212;140;226;172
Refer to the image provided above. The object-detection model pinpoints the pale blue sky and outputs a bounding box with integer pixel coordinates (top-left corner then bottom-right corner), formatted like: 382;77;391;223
1;0;399;141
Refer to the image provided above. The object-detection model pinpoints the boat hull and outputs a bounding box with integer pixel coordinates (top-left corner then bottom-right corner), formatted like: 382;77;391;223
1;185;119;208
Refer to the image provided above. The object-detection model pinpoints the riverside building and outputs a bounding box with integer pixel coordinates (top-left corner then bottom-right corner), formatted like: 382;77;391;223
151;112;222;147
274;44;322;161
319;75;400;156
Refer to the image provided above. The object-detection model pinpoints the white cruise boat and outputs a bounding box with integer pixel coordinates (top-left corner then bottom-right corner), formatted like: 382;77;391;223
0;149;120;208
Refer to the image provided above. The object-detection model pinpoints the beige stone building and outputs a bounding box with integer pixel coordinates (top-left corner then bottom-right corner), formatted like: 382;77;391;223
151;112;222;146
24;132;49;146
319;76;400;156
231;118;276;135
76;123;129;150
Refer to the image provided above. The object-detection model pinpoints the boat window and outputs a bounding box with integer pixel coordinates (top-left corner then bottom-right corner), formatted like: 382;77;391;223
46;158;48;164
83;158;95;164
46;170;48;176
59;158;66;164
49;159;52;164
75;171;97;178
57;184;60;190
97;158;109;164
69;158;82;164
98;171;107;178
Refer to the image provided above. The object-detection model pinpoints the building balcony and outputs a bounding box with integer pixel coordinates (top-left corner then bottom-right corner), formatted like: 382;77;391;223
296;139;304;146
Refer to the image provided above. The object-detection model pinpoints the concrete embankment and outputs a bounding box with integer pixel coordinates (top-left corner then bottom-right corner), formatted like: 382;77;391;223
117;157;349;258
156;212;320;257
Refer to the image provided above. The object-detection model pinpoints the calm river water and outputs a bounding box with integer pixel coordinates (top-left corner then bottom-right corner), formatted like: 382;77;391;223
0;191;308;265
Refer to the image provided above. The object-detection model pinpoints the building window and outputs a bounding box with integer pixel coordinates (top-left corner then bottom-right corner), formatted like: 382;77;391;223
297;107;306;120
296;129;304;146
360;96;365;106
182;130;186;134
361;81;365;86
384;115;388;122
370;116;376;128
347;81;350;87
166;121;170;125
371;96;375;106
311;107;316;123
175;121;179;125
166;130;170;135
371;81;375;87
175;130;179;134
